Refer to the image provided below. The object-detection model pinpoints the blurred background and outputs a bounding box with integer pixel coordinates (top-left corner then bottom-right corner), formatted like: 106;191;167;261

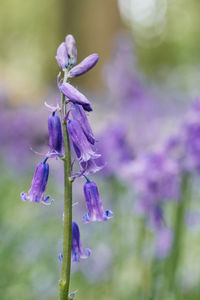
1;0;200;299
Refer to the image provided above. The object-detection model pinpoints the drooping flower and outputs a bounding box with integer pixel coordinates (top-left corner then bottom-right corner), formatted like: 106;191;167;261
59;82;92;112
69;54;99;78
71;221;91;262
70;103;95;144
67;119;100;162
83;178;113;223
55;42;68;69
48;111;63;156
59;222;91;262
21;159;53;204
65;34;77;66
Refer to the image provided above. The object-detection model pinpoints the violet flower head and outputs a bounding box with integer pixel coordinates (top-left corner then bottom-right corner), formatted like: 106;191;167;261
71;221;91;262
83;178;113;223
71;103;95;144
69;54;99;78
59;82;92;112
67;119;100;162
21;159;53;204
48;111;63;157
56;42;68;69
65;34;77;66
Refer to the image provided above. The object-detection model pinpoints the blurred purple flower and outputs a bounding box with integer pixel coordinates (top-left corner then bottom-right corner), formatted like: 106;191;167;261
69;54;99;78
128;152;180;228
155;226;173;259
83;178;113;223
21;159;53;205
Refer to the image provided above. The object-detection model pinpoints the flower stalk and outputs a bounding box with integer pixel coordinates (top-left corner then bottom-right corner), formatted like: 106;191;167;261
59;69;72;300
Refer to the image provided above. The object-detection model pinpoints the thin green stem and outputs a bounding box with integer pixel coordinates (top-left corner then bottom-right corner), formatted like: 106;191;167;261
59;70;72;300
166;173;190;294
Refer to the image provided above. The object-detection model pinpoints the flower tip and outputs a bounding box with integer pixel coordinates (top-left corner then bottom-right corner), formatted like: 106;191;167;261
82;103;93;112
104;210;114;220
20;192;28;202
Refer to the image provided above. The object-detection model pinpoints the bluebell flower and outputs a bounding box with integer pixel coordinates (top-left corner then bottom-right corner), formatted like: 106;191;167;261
67;119;100;162
65;34;77;66
48;111;63;157
59;222;91;262
71;103;95;144
59;82;92;112
83;178;113;223
69;54;99;78
56;42;68;69
21;159;53;205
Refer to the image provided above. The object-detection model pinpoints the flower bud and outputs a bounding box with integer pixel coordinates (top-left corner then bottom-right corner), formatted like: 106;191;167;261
65;34;77;66
59;82;92;112
56;42;68;69
48;112;63;156
69;54;99;77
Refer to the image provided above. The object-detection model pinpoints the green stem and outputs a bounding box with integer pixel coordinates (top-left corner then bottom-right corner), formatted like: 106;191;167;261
167;173;190;293
59;70;72;300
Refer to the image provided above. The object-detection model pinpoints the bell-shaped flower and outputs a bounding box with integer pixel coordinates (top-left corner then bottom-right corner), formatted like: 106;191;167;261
65;34;77;66
71;221;91;262
59;82;92;112
21;159;53;205
59;221;91;262
48;111;63;156
67;119;100;162
69;54;99;78
56;42;68;69
71;103;95;144
83;178;113;223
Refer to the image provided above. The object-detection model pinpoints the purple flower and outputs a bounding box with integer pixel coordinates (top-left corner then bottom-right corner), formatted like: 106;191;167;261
69;54;99;77
83;178;113;223
71;221;91;262
59;222;91;262
55;42;68;69
67;119;100;162
21;159;53;204
71;103;95;144
59;82;92;112
48;112;63;156
65;34;77;66
130;152;180;229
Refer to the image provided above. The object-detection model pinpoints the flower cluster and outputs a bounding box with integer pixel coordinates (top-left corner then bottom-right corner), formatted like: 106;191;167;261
21;34;113;262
